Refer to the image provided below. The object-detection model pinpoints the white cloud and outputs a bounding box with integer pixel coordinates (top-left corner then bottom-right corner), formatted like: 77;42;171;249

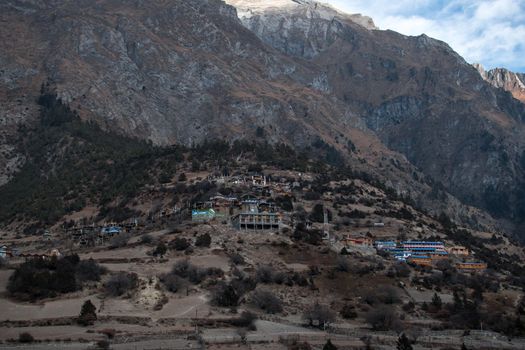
325;0;525;72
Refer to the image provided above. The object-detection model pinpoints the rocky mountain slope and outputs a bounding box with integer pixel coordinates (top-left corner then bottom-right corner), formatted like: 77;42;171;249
0;0;524;236
475;63;525;104
226;0;525;234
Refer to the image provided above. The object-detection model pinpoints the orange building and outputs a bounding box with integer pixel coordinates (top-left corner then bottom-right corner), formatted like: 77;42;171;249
344;236;373;246
456;262;487;270
408;256;433;267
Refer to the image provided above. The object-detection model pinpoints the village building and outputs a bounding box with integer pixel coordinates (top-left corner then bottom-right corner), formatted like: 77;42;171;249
0;245;8;258
43;230;52;241
192;208;216;222
209;195;238;217
429;251;449;260
0;245;18;259
456;262;487;271
408;255;433;266
447;245;469;256
19;248;61;260
343;235;373;247
250;174;268;187
374;240;397;250
232;212;281;230
401;241;446;251
100;226;122;235
232;197;281;231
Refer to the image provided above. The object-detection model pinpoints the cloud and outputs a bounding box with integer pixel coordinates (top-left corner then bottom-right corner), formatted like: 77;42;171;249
326;0;525;72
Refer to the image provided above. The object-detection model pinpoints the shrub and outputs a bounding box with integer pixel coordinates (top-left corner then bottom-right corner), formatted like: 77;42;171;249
304;192;321;201
104;272;138;296
378;286;401;304
231;275;257;296
323;339;338;350
292;223;323;245
109;233;130;249
256;265;275;284
97;340;110;350
230;253;245;265
336;257;350;272
232;311;257;328
172;259;190;278
211;282;239;307
78;299;97;326
160;273;181;293
431;292;442;310
153;242;168;257
18;332;34;343
396;333;413;350
187;265;208;284
392;262;411;278
340;304;357;319
273;271;287;284
171;237;190;251
140;234;154;244
365;306;401;331
76;259;106;282
170;260;221;284
275;196;293;211
289;341;312;350
7;256;79;300
195;233;211;247
303;302;336;327
252;289;283;314
309;204;326;223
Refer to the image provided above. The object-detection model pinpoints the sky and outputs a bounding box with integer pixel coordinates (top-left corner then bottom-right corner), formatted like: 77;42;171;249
326;0;525;72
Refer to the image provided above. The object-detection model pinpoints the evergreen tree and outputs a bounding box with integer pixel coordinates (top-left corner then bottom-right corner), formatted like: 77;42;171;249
431;292;442;310
78;299;97;326
396;333;412;350
453;290;464;311
472;285;483;302
323;339;337;350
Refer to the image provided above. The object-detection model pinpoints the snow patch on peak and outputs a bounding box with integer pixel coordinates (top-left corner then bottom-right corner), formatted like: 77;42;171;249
225;0;377;30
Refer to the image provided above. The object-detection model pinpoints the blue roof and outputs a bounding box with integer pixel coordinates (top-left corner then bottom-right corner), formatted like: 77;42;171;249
460;262;485;265
375;241;396;245
410;255;431;259
402;241;444;245
101;226;121;234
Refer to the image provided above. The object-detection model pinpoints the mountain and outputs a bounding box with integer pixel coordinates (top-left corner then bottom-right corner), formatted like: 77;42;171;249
475;64;525;104
1;0;525;236
226;0;525;232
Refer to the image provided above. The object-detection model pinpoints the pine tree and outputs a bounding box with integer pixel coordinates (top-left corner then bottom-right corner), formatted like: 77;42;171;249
431;292;442;310
453;290;464;311
323;339;338;350
78;299;97;326
396;333;413;350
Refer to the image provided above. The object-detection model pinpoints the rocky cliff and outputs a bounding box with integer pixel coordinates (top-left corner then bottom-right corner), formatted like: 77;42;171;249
225;0;525;233
475;63;525;104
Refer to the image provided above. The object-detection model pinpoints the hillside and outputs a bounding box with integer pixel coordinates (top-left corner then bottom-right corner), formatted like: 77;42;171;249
0;1;524;234
0;1;525;346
